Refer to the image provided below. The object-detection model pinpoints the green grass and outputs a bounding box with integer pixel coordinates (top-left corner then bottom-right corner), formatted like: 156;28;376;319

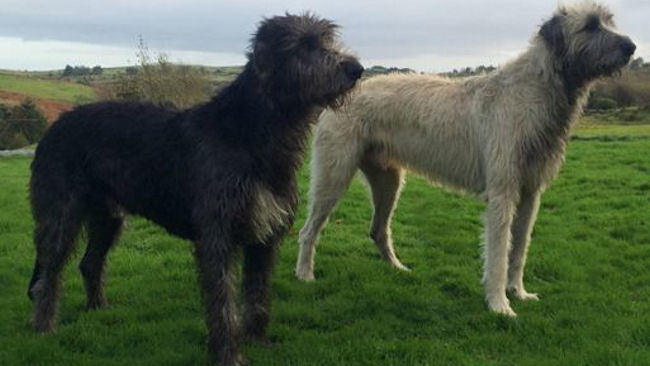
0;72;97;104
1;126;649;365
582;108;650;126
574;122;650;138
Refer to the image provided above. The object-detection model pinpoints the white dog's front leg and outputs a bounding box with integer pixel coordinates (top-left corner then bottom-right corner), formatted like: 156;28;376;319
507;191;541;301
483;192;518;317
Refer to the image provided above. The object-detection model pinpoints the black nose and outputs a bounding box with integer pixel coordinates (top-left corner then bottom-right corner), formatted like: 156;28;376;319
621;38;636;56
342;59;364;80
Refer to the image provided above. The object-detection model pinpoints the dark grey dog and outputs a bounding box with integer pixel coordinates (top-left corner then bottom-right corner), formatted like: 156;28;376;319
28;13;362;365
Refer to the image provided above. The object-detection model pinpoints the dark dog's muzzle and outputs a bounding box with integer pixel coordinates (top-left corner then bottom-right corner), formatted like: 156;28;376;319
341;59;364;81
620;37;636;57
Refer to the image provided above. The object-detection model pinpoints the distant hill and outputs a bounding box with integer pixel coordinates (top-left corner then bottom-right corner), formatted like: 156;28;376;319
0;72;97;104
0;71;98;122
0;65;242;122
2;62;384;123
3;59;649;124
5;65;244;88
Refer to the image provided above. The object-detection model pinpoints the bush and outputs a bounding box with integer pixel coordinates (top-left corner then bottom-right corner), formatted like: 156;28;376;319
617;108;641;122
13;99;48;143
112;38;211;109
363;65;416;78
590;65;650;108
0;99;48;150
587;96;618;110
1;132;29;150
62;64;102;78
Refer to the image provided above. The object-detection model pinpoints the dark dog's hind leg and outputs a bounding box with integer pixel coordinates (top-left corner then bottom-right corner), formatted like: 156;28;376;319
242;241;278;344
30;197;83;332
79;203;123;310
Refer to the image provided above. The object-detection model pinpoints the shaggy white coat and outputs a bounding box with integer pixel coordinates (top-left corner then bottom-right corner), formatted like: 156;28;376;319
296;1;634;316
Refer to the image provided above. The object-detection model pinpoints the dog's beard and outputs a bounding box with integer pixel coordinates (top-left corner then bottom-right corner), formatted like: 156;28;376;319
593;52;632;78
325;80;358;110
326;91;352;110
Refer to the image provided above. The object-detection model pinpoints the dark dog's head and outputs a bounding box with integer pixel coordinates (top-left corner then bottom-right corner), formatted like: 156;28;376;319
250;13;363;109
539;1;635;85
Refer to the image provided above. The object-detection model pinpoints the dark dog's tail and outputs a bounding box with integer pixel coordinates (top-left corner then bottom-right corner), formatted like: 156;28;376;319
27;121;85;309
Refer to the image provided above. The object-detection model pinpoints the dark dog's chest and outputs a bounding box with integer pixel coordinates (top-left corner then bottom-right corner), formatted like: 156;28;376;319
246;184;295;242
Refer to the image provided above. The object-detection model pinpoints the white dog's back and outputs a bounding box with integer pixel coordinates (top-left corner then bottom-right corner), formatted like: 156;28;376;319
318;73;488;193
297;1;635;319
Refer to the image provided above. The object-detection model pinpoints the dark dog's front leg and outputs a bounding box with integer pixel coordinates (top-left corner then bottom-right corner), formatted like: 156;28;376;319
194;236;244;366
242;241;279;343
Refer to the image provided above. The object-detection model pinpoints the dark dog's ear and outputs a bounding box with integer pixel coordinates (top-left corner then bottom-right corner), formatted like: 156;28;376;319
251;40;273;76
540;15;565;55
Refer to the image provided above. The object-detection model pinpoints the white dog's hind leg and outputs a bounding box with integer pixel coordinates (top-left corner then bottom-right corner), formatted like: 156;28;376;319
483;191;518;317
507;191;541;301
360;158;409;271
296;198;342;281
296;140;360;281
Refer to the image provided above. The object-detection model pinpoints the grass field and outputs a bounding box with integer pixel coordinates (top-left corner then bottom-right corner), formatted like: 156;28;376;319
574;122;650;138
0;125;649;365
0;72;97;104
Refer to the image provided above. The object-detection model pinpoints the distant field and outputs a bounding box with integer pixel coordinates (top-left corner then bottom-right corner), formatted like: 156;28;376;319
94;65;243;87
0;124;648;365
582;108;650;126
0;72;97;104
573;122;650;138
1;65;244;86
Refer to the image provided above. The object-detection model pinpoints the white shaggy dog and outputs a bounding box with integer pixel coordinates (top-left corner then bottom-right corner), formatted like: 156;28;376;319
296;1;635;316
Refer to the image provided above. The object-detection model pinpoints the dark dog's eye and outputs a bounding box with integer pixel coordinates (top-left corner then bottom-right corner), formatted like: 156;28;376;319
584;15;600;32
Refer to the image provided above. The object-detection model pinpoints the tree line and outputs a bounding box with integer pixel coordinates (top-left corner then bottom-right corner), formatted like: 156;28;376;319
62;65;103;77
588;57;650;112
441;59;650;112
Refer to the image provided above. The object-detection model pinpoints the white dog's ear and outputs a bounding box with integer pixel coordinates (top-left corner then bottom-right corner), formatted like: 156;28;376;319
540;15;565;55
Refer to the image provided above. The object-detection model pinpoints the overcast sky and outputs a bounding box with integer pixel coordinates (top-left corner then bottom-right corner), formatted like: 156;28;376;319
0;0;648;72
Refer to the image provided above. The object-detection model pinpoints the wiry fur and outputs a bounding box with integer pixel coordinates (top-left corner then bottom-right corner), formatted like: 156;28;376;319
28;13;362;366
296;1;635;317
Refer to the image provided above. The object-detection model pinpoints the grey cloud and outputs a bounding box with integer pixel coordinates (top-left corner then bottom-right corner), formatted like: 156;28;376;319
0;0;648;68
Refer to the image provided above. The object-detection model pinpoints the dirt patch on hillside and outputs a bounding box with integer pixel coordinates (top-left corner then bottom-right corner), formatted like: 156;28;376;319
0;90;73;123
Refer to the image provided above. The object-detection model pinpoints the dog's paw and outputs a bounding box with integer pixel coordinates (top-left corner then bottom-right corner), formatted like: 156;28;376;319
86;296;109;310
514;291;539;301
32;318;56;333
391;260;411;272
487;296;517;317
246;335;273;348
295;269;315;281
221;354;248;366
507;286;540;301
